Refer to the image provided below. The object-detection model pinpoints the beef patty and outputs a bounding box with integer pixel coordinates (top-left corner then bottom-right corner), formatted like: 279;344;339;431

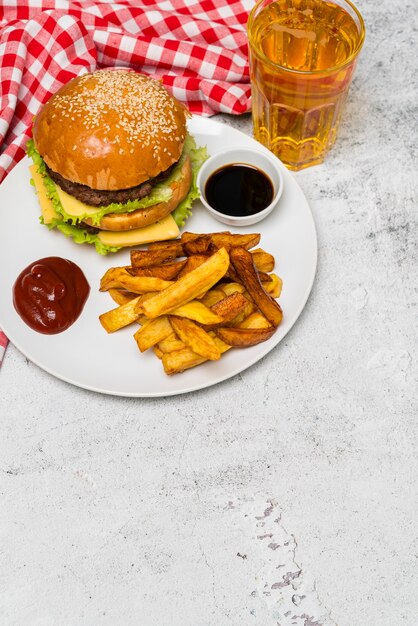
46;161;177;207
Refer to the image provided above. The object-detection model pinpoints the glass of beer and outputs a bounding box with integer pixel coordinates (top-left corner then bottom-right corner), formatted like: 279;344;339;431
247;0;365;170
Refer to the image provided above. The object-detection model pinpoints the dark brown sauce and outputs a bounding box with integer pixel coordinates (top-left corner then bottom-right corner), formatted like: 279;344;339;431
13;257;90;334
205;163;274;217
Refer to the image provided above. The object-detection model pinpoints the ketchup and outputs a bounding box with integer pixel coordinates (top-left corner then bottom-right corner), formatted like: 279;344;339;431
13;257;90;334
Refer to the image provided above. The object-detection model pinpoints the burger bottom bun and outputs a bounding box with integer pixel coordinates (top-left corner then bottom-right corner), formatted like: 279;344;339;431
82;156;192;232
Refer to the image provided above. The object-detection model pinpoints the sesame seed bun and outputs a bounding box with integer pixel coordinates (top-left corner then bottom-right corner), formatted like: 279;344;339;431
27;70;205;254
33;70;189;190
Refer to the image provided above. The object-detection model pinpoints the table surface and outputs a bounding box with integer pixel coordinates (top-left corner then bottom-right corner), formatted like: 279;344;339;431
1;1;417;625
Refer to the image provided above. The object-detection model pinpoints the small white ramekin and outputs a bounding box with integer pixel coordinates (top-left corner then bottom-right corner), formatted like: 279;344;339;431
196;147;284;227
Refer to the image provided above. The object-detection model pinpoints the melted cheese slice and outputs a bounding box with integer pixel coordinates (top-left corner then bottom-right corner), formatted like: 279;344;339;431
54;185;101;217
97;216;179;247
29;164;59;224
30;165;180;247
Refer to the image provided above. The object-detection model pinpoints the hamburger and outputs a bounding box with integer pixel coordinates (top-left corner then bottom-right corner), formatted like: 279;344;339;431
27;70;207;254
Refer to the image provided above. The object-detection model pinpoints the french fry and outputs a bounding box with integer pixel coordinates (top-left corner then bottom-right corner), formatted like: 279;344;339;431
157;333;186;353
100;267;130;290
199;287;228;308
137;247;230;319
219;282;246;296
225;265;269;284
162;348;206;375
161;334;231;375
99;231;283;376
133;315;172;352
170;300;223;325
230;247;283;327
100;267;173;293
238;311;271;329
99;295;143;333
169;316;221;360
108;288;138;305
161;308;274;375
153;345;164;359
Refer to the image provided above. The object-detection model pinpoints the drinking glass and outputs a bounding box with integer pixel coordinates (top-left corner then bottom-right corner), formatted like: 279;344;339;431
247;0;365;170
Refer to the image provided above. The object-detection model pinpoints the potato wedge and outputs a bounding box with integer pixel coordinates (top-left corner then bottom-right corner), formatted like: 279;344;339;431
127;260;187;280
181;231;261;255
185;232;261;250
131;239;184;258
251;248;275;272
214;325;276;347
211;232;261;251
180;231;212;246
138;247;230;319
203;292;249;328
230;247;283;327
225;265;270;284
169;316;221;360
182;236;214;256
258;271;273;283
99;295;143;333
263;273;283;298
130;247;179;268
145;240;185;256
176;254;209;278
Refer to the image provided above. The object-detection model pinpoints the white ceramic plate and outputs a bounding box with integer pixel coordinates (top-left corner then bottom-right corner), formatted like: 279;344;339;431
0;117;317;397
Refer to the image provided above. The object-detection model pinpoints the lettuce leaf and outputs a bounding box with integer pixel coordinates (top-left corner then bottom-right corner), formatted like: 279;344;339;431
172;138;208;228
56;223;121;255
27;134;208;254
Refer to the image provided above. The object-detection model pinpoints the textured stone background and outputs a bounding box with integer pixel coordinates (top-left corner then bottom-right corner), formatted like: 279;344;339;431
1;0;417;624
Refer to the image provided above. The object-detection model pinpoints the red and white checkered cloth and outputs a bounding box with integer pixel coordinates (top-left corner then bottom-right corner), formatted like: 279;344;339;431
0;0;253;365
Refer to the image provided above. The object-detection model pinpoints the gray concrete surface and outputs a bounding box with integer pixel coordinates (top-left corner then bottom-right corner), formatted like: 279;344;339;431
1;0;417;624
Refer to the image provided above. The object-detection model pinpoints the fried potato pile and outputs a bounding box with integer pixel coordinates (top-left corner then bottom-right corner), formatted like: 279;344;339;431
99;231;283;375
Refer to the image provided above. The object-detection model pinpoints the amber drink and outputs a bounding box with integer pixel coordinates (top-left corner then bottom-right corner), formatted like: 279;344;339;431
247;0;365;170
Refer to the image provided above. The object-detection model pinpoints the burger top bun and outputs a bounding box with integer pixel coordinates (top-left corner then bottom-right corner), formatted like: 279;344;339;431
32;70;189;191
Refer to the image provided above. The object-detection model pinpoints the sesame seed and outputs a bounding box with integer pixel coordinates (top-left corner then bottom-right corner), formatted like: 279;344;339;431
49;70;188;164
